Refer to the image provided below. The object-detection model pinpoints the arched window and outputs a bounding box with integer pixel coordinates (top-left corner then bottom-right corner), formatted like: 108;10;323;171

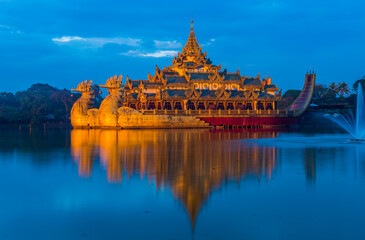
246;103;252;110
141;102;147;110
174;102;182;110
266;103;273;110
197;102;205;110
164;102;172;110
217;102;225;110
187;101;195;110
227;102;234;110
157;102;162;110
148;102;156;110
257;102;265;110
236;103;244;110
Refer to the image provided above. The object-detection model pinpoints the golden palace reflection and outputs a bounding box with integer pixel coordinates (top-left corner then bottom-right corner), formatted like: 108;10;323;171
71;129;279;225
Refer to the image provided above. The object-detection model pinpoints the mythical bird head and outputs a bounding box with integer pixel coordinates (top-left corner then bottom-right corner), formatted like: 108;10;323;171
99;75;123;92
71;80;93;93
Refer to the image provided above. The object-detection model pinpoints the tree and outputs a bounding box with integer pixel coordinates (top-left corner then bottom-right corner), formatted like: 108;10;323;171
313;84;327;100
0;92;21;123
328;82;340;96
0;83;104;124
278;90;301;109
50;89;74;120
338;82;351;97
353;76;365;93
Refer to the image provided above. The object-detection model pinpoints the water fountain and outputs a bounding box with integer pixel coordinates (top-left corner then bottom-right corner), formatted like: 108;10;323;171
326;84;365;140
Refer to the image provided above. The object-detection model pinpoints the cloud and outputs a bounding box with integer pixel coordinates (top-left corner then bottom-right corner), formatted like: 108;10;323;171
0;24;11;30
0;24;21;34
154;40;182;49
207;38;216;46
52;36;141;48
52;36;83;42
140;50;178;58
52;35;181;58
122;50;178;58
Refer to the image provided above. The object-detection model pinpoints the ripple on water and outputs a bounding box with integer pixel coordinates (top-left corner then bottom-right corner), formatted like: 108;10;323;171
244;133;365;148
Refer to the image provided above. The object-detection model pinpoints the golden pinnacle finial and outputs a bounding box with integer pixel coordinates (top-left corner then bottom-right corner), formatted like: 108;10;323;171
191;19;194;32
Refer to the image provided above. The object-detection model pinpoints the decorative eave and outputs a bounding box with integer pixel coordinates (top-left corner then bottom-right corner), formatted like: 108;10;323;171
125;75;132;89
215;86;231;99
162;90;170;99
247;90;259;100
161;76;167;86
208;71;225;82
185;87;202;98
155;89;162;100
138;80;145;91
147;72;153;82
125;91;136;100
183;72;191;82
137;91;147;101
231;93;245;100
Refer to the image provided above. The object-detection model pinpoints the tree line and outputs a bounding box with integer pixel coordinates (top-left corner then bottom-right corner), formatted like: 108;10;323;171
278;76;365;109
1;77;364;124
0;83;102;124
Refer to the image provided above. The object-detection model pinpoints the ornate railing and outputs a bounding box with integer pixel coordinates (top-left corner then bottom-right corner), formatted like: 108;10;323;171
139;109;296;116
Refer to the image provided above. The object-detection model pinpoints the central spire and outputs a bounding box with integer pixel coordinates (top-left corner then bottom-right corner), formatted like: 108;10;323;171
186;19;199;52
169;20;221;73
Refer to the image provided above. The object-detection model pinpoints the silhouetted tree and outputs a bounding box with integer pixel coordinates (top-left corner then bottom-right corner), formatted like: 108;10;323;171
313;84;327;100
0;83;104;124
338;82;350;97
353;76;365;93
278;90;301;109
328;82;340;96
50;89;74;121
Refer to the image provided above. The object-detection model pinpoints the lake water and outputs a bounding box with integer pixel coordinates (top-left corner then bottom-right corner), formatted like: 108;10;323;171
1;127;365;240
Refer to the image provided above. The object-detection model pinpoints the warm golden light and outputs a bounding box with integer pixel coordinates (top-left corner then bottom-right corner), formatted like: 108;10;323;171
69;21;316;130
70;129;279;226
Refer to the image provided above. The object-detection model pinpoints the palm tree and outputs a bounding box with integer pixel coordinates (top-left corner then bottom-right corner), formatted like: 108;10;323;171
338;82;351;97
328;82;340;96
353;76;365;93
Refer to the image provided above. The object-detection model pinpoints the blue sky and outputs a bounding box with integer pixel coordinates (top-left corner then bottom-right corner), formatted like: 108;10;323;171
0;0;364;93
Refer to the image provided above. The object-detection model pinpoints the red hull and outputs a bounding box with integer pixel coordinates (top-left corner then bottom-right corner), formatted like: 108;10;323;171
199;116;300;127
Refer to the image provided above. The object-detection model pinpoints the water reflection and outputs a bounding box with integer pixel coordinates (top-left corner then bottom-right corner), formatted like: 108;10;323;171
2;128;365;239
71;129;279;226
305;148;316;184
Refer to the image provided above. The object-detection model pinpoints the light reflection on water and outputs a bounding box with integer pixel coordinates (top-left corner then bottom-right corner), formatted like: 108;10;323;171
0;128;365;240
71;129;279;227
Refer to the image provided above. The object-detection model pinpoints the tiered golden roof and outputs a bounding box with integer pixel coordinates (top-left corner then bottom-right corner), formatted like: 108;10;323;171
170;20;221;74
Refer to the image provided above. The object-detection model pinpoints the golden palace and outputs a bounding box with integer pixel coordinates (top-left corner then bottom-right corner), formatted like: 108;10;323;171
71;20;315;129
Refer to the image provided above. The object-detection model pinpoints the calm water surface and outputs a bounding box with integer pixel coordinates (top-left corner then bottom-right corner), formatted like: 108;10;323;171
0;127;365;240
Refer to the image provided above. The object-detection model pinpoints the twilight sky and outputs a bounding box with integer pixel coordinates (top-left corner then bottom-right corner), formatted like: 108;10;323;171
0;0;364;93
